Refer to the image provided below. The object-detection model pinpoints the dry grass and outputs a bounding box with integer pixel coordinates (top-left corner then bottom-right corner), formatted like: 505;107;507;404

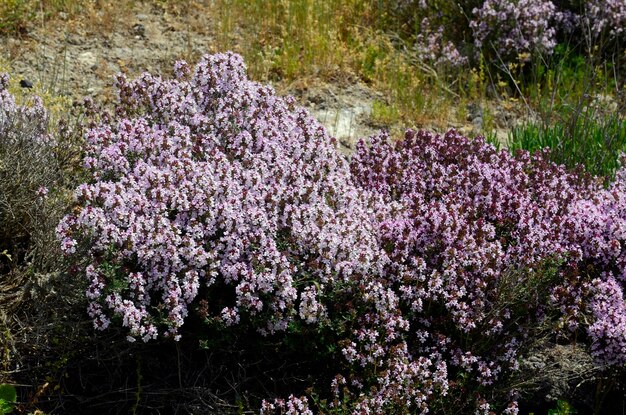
201;0;466;130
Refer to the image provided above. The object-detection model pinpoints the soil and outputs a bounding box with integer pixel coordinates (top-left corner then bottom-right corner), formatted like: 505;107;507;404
1;3;214;101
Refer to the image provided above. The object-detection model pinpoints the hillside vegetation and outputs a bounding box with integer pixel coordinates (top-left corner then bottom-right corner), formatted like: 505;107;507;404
1;1;625;414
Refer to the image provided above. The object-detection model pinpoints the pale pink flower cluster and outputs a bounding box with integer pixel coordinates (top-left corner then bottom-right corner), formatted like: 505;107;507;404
585;0;626;38
470;0;626;58
352;128;626;372
58;52;386;342
470;0;559;58
416;18;469;67
261;395;313;415
56;53;626;413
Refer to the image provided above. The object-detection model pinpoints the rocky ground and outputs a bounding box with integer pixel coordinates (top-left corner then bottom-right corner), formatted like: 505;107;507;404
2;3;215;100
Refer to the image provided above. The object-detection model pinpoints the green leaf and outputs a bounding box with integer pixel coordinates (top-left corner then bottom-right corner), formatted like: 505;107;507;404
0;385;15;403
0;384;16;414
0;399;12;414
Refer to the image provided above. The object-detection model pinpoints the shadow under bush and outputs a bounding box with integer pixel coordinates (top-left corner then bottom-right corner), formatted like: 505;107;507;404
11;307;342;414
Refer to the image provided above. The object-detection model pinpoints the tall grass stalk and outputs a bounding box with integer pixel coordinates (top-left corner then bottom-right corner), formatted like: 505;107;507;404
507;111;626;178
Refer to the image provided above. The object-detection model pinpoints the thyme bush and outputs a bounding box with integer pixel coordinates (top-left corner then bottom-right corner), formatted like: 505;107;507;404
57;53;626;413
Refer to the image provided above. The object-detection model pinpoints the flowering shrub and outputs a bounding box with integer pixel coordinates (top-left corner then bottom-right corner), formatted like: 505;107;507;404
584;0;626;39
393;0;626;65
59;54;626;413
415;18;469;67
573;166;626;365
352;129;626;369
57;52;391;342
470;0;560;58
388;1;473;67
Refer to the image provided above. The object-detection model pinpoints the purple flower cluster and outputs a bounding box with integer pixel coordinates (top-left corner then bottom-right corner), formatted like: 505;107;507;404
415;18;469;67
470;0;626;58
0;74;49;142
57;52;386;341
351;129;626;368
261;395;313;415
394;0;626;66
58;54;626;413
585;0;626;38
470;0;559;58
588;278;626;365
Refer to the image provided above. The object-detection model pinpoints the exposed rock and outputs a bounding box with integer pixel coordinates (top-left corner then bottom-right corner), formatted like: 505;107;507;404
286;82;382;154
472;116;483;129
77;51;98;68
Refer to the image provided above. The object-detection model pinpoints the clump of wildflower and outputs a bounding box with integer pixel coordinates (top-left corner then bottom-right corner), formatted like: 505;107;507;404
1;74;66;273
470;0;559;58
588;278;626;365
415;18;468;67
57;52;386;341
59;53;626;414
351;128;626;373
261;395;313;415
36;186;49;198
584;0;626;39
